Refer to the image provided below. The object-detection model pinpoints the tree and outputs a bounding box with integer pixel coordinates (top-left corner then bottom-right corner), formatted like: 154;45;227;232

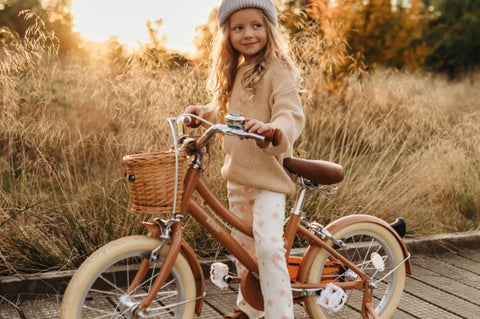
137;19;189;69
0;0;80;54
422;0;480;77
43;0;80;54
191;7;218;66
343;0;427;69
294;0;364;93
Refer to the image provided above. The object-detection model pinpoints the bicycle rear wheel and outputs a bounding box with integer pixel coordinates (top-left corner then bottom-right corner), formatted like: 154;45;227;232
304;222;406;318
60;235;196;319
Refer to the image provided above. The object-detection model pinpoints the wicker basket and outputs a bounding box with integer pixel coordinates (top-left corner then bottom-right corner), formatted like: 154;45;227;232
123;151;186;215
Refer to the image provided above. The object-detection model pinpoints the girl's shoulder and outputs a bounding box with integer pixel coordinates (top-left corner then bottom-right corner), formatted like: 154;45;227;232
265;58;299;85
267;58;293;73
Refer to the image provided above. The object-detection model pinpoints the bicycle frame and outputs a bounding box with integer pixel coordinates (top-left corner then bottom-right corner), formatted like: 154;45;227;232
128;115;412;318
129;157;411;318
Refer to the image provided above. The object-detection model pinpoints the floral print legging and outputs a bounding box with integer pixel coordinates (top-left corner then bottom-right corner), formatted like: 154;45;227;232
227;181;294;319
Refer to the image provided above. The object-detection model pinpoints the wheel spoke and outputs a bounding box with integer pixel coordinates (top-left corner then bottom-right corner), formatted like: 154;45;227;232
303;223;406;318
60;236;196;319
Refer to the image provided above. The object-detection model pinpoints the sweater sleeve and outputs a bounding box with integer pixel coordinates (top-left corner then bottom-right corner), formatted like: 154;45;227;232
264;79;305;157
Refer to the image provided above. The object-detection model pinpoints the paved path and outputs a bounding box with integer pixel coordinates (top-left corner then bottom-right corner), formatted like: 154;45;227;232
1;234;479;318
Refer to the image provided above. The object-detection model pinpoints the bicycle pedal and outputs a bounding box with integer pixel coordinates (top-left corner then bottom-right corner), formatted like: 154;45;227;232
210;262;231;290
317;283;347;312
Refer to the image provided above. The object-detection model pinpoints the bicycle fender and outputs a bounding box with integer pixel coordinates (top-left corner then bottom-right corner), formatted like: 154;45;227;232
143;222;205;316
180;240;205;316
296;214;412;283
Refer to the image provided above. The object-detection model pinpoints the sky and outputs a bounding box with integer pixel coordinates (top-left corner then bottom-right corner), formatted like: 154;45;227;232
71;0;222;53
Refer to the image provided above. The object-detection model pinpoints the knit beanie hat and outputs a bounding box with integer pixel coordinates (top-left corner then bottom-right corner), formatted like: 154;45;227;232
217;0;278;28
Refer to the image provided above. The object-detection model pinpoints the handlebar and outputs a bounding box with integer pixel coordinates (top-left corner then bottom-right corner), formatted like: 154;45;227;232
170;114;282;155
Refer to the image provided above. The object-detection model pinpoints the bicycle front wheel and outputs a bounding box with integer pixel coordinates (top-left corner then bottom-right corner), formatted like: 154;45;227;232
60;235;196;319
304;222;406;319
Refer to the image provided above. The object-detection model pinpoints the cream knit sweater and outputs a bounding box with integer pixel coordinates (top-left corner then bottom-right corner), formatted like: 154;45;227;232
205;59;305;194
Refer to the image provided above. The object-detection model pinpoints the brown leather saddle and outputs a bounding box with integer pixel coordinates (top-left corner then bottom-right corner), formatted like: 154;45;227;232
283;157;344;185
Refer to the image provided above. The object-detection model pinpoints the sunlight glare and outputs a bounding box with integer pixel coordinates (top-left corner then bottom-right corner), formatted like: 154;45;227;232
71;0;221;53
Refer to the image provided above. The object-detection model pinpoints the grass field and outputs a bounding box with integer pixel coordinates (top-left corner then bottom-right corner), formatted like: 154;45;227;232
1;25;479;275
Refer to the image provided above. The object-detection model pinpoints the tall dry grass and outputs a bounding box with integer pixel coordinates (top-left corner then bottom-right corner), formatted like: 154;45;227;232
299;70;480;235
1;17;479;275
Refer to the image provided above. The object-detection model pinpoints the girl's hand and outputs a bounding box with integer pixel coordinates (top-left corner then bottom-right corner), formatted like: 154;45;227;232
245;118;272;148
184;105;205;128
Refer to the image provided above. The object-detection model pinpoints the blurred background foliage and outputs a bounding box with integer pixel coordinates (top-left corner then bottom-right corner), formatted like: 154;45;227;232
1;0;479;77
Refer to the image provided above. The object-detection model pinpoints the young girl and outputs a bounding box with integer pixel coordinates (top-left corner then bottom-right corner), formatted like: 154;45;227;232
185;1;304;318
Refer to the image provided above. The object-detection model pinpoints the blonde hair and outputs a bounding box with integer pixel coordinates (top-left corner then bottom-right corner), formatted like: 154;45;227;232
207;9;298;118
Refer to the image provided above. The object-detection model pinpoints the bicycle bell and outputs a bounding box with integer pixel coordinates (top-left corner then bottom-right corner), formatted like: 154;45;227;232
225;114;245;130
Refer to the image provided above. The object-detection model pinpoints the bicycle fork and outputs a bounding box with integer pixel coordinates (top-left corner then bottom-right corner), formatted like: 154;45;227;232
121;220;184;318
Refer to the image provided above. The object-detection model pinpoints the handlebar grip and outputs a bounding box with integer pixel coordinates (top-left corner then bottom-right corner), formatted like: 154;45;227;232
188;121;201;129
182;115;192;126
263;128;282;147
182;115;202;128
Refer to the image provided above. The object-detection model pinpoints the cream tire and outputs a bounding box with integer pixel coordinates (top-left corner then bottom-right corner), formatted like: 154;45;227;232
304;222;405;319
60;235;196;318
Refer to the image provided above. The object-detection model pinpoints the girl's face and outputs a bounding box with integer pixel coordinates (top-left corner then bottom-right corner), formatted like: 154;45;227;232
228;8;268;64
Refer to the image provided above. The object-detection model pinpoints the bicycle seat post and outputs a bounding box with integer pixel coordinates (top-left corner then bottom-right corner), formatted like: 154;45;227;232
284;179;310;258
291;177;310;216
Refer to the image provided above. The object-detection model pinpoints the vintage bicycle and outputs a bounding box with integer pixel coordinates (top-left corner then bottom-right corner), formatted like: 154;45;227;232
60;113;412;318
